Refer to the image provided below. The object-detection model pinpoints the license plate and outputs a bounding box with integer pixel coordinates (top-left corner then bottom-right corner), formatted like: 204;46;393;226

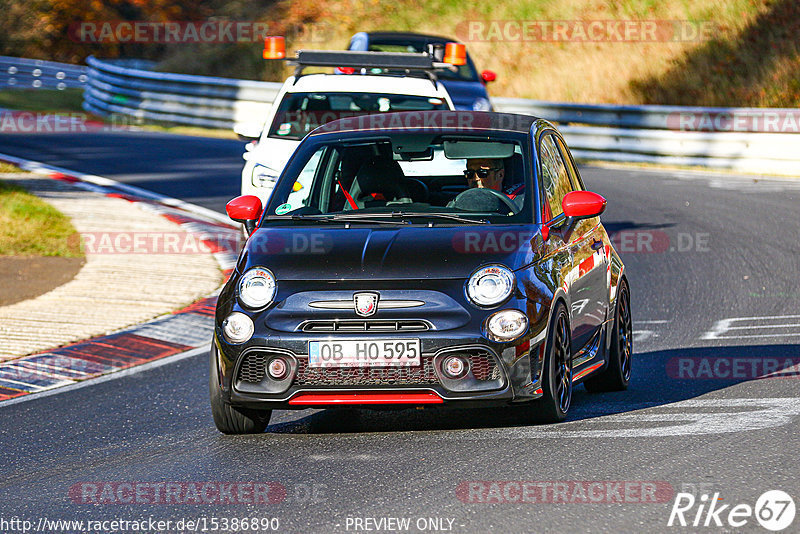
308;339;421;368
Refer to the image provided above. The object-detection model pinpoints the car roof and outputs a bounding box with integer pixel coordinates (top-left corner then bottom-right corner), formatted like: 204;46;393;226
308;110;540;137
363;31;458;45
285;73;449;98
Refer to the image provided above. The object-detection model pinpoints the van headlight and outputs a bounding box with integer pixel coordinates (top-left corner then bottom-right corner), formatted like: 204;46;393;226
238;267;276;309
251;164;279;188
466;265;515;307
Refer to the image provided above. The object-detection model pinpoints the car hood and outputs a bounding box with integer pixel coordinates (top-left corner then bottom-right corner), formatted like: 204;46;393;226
241;224;540;280
440;80;491;111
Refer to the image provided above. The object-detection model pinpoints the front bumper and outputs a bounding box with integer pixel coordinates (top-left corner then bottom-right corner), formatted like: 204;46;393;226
214;330;544;410
213;278;551;410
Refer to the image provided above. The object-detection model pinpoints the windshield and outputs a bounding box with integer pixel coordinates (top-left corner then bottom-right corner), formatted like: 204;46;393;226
267;92;449;141
265;133;531;225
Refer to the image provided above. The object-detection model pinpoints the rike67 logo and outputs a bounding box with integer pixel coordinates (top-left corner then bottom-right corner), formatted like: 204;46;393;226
668;490;795;531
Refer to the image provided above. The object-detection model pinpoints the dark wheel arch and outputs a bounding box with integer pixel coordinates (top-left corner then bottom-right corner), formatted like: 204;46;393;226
584;277;632;393
522;300;573;424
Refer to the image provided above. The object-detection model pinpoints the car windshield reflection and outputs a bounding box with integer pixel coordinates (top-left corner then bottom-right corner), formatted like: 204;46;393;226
266;134;531;225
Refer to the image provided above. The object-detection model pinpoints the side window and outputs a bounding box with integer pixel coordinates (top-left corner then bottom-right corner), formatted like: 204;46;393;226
275;147;325;213
555;137;583;191
539;133;573;221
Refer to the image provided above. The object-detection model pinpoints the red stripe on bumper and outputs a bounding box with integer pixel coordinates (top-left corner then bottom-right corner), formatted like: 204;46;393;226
288;392;444;406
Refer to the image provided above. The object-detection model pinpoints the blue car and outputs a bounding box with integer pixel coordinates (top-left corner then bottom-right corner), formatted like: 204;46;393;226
346;31;496;111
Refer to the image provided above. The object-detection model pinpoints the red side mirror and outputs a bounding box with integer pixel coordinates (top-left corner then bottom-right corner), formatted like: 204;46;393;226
481;70;497;83
226;195;263;223
562;191;607;219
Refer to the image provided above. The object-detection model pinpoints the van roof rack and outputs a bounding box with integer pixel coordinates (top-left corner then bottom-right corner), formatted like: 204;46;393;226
288;50;455;86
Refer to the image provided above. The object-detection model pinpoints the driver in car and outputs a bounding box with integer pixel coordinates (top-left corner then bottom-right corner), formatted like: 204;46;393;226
464;158;524;200
464;158;503;190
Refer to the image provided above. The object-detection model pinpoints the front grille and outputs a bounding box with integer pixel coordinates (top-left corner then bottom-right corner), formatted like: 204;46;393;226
236;348;501;387
238;351;270;384
468;352;501;381
294;355;439;386
299;320;431;333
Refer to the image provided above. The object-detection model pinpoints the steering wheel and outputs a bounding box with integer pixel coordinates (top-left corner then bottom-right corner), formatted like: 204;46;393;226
452;187;518;214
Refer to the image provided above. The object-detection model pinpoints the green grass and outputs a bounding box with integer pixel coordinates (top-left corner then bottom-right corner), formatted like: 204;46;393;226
136;124;237;139
0;88;85;113
0;89;237;138
0;162;24;173
0;181;83;257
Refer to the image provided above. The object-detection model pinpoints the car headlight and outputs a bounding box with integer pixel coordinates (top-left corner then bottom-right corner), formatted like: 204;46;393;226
485;309;528;342
238;267;276;309
467;265;515;307
472;97;492;111
222;312;254;344
251;164;280;188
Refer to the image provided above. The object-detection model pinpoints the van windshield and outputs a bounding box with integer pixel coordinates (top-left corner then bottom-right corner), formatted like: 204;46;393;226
268;92;449;141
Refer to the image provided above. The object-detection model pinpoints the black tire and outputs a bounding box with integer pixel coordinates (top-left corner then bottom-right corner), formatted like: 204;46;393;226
584;278;632;393
209;344;271;434
526;302;573;424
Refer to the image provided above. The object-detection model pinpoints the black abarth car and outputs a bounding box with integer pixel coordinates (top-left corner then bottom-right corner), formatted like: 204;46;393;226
211;111;631;434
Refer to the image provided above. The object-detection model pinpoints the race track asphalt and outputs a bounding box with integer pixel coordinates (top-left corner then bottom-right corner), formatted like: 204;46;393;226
1;130;798;533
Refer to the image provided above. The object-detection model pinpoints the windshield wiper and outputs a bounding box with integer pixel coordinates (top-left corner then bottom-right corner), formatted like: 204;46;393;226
385;211;490;224
264;212;489;225
263;214;408;226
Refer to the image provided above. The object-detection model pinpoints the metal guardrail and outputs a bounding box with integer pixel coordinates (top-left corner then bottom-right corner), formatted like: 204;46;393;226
83;56;280;130
561;125;799;175
492;97;800;133
0;56;88;90
79;56;799;175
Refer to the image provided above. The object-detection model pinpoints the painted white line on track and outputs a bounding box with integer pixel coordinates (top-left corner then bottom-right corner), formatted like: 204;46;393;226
705;333;800;340
702;316;800;340
0;151;232;225
727;324;800;330
453;398;800;439
0;346;206;408
633;330;656;343
633;319;669;343
711;315;800;322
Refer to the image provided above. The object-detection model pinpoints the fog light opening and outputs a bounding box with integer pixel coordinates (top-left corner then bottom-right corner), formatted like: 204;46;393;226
442;355;469;379
267;357;289;380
